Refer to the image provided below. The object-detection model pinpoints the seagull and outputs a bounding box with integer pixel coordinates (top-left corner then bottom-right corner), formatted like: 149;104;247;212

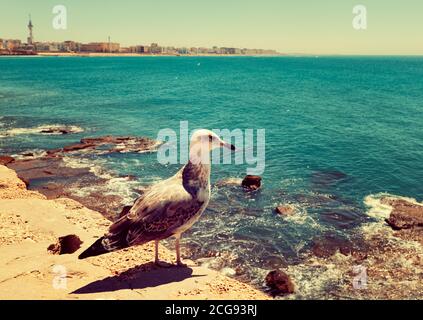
78;129;236;267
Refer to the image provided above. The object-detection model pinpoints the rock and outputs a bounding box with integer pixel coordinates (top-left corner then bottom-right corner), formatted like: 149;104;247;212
265;270;295;296
384;198;423;230
275;205;295;216
22;153;34;157
319;208;363;229
63;143;95;152
311;170;348;187
46;148;63;155
41;129;64;134
0;155;15;165
311;233;354;258
39;126;80;135
241;175;262;191
61;136;158;155
382;198;423;244
47;234;83;255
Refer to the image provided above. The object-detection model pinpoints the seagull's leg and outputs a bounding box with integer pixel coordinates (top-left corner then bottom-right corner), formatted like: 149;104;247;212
154;240;172;268
175;234;187;267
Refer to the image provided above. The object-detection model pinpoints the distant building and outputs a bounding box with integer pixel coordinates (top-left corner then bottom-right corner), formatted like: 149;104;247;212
80;42;120;53
35;42;60;52
162;46;177;55
4;39;22;50
27;15;34;45
119;47;131;53
129;45;149;53
197;47;209;54
149;43;162;54
60;41;81;52
177;47;189;54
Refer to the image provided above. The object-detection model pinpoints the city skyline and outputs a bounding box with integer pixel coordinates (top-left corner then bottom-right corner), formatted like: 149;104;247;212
0;15;279;56
1;0;423;55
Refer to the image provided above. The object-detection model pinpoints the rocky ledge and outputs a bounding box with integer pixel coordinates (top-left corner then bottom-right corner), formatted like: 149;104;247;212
283;194;423;299
2;135;160;220
382;197;423;244
48;135;160;156
0;164;269;300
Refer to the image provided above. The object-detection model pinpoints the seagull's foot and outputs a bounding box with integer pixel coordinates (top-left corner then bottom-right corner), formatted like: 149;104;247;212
176;260;188;268
154;260;173;268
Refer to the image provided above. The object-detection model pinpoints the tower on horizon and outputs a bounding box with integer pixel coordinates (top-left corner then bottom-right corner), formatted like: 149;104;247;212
27;14;34;45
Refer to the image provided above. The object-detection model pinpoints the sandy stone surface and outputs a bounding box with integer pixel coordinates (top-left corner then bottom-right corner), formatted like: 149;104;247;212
0;165;269;300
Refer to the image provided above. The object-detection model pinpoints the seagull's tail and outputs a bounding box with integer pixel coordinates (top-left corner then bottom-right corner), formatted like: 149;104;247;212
78;213;133;259
78;237;111;259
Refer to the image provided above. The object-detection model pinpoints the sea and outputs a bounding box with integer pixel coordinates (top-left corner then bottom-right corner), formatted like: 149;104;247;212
1;56;422;297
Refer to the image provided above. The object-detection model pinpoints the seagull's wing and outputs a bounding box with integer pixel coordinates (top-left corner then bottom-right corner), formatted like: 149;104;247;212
102;173;204;250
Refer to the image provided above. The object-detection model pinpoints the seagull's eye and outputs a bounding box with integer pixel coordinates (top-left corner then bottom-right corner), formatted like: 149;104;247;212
208;135;213;142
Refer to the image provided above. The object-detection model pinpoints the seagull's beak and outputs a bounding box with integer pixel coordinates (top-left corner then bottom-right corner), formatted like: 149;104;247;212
220;141;236;152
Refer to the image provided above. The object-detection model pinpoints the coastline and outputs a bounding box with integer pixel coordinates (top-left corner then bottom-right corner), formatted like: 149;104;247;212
0;52;286;58
1;150;423;299
0;164;269;300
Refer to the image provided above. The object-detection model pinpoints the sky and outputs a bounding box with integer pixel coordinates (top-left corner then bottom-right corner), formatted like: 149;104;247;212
0;0;422;55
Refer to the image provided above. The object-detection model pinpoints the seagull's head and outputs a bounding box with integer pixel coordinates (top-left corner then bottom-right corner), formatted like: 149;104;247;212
189;129;236;164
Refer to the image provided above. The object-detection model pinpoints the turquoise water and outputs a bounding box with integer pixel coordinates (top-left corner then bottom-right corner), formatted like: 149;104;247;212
1;56;422;282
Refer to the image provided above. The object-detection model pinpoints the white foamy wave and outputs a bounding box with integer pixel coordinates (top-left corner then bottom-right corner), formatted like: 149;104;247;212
0;124;84;138
61;156;113;180
104;177;142;205
11;149;48;159
62;156;142;205
69;176;141;206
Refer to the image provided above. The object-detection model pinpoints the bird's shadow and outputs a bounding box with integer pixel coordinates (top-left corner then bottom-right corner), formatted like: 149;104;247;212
72;262;205;295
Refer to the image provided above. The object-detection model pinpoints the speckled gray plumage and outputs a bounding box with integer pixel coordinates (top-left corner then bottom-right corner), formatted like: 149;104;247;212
101;161;211;251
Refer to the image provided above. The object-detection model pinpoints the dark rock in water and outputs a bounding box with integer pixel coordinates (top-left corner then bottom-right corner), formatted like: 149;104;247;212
0;155;15;165
318;208;363;229
311;170;348;187
241;175;262;191
291;193;338;208
22;153;34;157
41;128;69;134
47;234;83;255
311;233;354;258
275;205;295;216
265;269;295;296
54;135;159;155
46;148;63;155
63;142;96;152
